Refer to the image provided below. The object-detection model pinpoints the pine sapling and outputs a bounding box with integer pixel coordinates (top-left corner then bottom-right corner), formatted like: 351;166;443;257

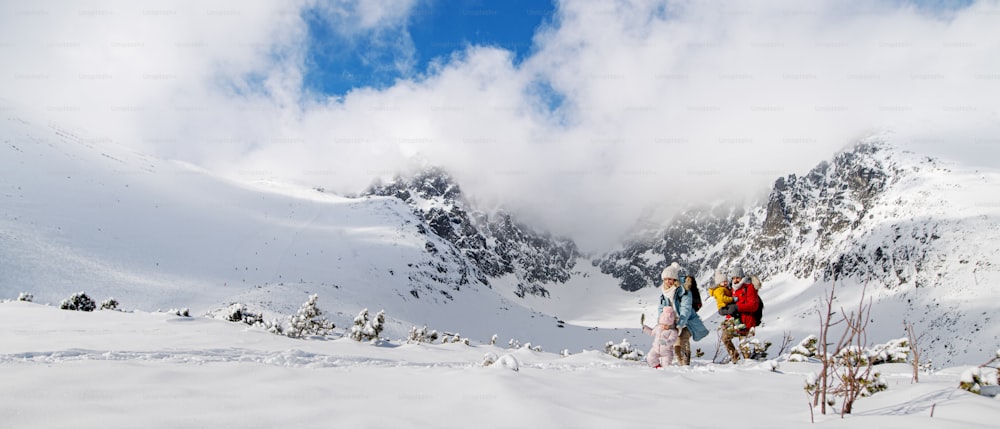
348;308;385;342
287;294;335;339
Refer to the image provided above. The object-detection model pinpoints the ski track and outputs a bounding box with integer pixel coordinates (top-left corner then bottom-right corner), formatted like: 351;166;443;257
0;347;652;371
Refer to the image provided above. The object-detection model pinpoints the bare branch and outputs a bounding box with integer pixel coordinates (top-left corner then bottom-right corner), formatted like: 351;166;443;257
905;321;920;383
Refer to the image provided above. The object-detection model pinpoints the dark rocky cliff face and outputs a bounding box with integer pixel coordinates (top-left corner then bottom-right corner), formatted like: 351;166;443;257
364;168;580;298
594;140;901;290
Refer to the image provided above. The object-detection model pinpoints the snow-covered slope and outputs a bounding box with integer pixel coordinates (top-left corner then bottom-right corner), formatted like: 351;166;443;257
0;113;630;351
595;137;1000;366
4;109;997;366
2;301;998;428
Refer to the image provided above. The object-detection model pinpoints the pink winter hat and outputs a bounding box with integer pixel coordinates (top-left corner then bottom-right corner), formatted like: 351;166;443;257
658;306;677;326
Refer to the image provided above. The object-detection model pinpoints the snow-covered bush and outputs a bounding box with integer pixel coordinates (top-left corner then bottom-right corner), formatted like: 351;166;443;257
407;325;439;344
168;308;190;317
60;292;96;312
266;318;285;335
482;353;519;371
100;298;119;311
348;308;384;342
490;334;498;346
221;303;263;326
859;372;888;397
497;354;519;372
17;292;33;302
740;337;772;361
959;350;1000;396
866;338;910;365
789;335;819;362
287;295;335;339
959;367;998;394
804;372;819;396
523;342;542;352
561;349;571;357
508;339;520;349
765;360;780;372
440;332;470;345
605;339;641;361
831;338;910;367
834;345;867;367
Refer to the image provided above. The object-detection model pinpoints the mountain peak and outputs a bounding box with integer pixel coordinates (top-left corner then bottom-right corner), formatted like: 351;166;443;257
365;167;462;203
595;138;1000;365
364;166;581;299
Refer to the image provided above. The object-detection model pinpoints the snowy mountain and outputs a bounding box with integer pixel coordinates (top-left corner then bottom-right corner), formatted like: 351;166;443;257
594;137;1000;365
363;167;581;298
4;107;998;366
0;113;622;352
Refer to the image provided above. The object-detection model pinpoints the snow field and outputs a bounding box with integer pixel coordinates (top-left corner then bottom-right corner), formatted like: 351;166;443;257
2;302;998;428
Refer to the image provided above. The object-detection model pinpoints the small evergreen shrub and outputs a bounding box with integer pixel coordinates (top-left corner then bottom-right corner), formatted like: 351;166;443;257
348;308;384;342
17;292;33;302
60;292;96;312
222;303;263;326
866;338;910;365
441;332;470;345
789;335;819;362
286;294;335;339
407;326;439;344
960;367;999;395
605;339;641;361
740;337;772;361
100;298;119;311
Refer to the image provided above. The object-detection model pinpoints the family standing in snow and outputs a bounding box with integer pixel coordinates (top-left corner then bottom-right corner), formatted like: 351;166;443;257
641;262;709;366
642;261;762;367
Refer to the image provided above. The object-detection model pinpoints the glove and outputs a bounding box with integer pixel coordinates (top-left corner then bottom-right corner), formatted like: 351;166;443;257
732;296;738;302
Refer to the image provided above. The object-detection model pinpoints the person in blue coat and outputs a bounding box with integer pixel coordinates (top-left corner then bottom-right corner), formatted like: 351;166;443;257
657;262;710;365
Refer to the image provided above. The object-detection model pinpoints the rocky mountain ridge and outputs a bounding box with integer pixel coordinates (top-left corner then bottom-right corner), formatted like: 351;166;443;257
363;168;581;298
594;137;1000;364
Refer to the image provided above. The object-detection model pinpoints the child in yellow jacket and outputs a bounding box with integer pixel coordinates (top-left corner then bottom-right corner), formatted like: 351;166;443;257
708;270;738;316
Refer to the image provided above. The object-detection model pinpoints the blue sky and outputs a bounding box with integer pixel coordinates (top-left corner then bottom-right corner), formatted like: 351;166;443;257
300;0;974;98
303;0;556;96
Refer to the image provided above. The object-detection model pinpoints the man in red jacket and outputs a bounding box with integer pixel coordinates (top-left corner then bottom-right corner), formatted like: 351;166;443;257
723;265;762;362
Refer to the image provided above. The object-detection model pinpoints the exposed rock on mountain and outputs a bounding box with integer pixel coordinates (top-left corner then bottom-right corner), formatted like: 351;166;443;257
365;168;580;298
595;137;1000;365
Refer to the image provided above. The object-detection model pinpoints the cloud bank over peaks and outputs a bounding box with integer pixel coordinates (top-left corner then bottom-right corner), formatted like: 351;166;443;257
3;0;999;250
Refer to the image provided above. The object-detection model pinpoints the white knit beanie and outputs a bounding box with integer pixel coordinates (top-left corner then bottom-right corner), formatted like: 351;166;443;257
661;262;681;280
714;270;726;285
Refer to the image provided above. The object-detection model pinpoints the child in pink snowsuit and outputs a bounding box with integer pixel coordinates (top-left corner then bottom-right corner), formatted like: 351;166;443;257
642;306;679;368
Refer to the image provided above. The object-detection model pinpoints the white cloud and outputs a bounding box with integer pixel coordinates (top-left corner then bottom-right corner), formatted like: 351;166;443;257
3;0;999;250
